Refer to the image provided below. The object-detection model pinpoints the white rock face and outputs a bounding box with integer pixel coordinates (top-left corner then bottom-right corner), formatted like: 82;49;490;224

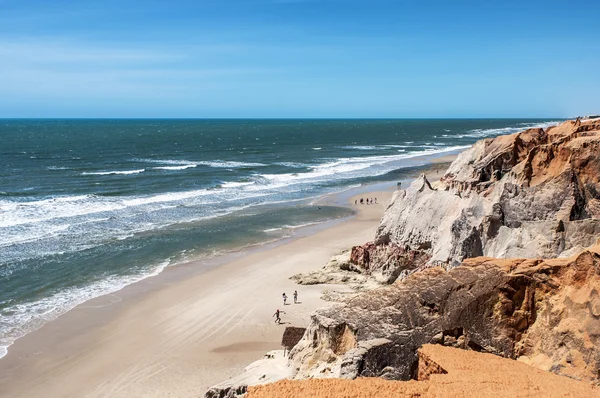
376;120;600;266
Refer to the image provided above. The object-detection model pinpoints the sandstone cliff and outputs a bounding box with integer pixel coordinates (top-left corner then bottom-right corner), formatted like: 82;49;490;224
289;242;600;383
248;344;600;397
378;119;600;269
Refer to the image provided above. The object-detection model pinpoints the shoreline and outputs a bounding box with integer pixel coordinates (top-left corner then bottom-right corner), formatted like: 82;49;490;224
0;155;457;398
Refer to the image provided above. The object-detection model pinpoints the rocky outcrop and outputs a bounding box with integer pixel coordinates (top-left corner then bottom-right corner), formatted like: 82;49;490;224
289;242;600;383
247;345;600;397
290;251;374;289
377;119;600;267
291;242;431;288
348;242;431;284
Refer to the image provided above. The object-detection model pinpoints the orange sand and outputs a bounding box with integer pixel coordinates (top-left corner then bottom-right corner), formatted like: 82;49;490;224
247;344;600;398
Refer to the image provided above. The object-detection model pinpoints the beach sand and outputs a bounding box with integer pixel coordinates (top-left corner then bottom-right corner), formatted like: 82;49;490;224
0;191;394;398
0;159;456;398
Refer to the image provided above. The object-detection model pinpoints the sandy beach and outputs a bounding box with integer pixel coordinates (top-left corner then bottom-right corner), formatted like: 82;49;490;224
0;192;393;397
0;157;455;398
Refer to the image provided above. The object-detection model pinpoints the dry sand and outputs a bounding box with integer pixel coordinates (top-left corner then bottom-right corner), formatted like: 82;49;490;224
0;188;394;398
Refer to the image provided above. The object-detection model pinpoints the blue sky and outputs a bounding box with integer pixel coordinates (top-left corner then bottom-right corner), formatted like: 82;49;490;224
0;0;598;118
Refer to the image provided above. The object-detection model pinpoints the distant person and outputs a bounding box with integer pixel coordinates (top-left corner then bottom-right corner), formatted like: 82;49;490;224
293;290;298;304
282;292;288;305
360;198;364;204
355;199;357;205
374;197;378;204
273;309;284;324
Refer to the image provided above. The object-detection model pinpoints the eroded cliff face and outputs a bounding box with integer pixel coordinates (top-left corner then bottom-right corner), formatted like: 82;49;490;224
289;243;600;383
376;119;600;269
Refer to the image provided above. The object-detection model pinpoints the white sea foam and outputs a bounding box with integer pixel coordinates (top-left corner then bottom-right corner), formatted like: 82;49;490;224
274;162;308;168
381;144;412;148
0;145;473;232
340;145;382;150
255;146;469;188
440;121;561;139
135;158;266;168
137;159;193;165
341;144;413;151
220;181;255;188
196;160;266;168
81;169;145;176
263;221;320;233
153;164;197;170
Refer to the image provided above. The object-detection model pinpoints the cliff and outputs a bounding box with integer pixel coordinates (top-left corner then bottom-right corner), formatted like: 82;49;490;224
248;344;600;397
289;242;600;382
376;119;600;270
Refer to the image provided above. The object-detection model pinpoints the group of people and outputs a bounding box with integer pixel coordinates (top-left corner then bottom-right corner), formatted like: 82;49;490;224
273;290;299;324
355;197;377;205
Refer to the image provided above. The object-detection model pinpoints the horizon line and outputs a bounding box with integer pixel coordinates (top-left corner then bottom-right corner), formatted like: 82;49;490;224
0;116;569;120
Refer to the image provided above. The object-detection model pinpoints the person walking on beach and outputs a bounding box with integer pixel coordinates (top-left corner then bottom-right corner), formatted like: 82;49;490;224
273;309;285;324
282;292;288;305
293;290;298;304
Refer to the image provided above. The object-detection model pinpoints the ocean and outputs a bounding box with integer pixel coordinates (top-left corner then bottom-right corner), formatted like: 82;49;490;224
0;118;560;358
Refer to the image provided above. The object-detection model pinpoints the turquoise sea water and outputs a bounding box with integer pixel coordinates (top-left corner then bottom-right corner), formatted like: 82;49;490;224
0;118;560;357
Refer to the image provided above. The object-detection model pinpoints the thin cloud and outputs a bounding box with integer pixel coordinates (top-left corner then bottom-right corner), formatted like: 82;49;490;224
0;37;282;102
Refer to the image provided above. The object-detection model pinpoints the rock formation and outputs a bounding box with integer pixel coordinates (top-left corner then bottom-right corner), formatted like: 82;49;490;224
247;344;600;397
206;119;600;397
376;119;600;269
289;242;600;382
291;245;430;287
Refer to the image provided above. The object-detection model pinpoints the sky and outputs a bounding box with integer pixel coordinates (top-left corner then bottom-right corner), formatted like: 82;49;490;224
0;0;599;118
